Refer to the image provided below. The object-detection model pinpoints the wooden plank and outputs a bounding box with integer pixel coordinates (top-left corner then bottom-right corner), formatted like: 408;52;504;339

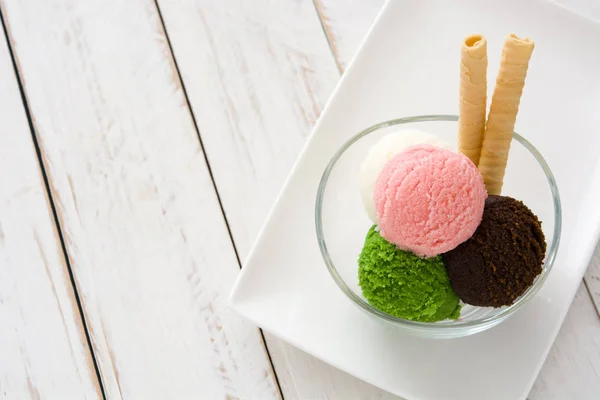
157;0;339;258
314;0;384;71
317;0;600;398
0;0;281;398
0;11;101;399
156;0;400;398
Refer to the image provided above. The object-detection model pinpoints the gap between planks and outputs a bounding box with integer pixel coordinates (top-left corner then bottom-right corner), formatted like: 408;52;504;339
313;0;344;74
0;5;106;399
1;0;284;396
151;1;285;398
154;0;398;399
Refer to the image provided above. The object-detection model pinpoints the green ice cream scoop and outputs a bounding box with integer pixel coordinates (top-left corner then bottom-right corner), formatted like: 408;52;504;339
358;226;461;322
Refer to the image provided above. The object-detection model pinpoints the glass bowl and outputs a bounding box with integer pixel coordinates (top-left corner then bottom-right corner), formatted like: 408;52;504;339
315;115;561;339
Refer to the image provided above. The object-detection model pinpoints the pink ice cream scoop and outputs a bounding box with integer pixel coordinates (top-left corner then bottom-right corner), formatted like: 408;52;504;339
374;144;487;257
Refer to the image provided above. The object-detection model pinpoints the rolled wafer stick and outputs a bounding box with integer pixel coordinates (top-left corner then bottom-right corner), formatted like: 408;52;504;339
479;34;534;195
458;34;488;166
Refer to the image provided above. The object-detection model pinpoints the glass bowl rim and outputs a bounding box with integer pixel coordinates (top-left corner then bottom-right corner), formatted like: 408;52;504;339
315;114;562;330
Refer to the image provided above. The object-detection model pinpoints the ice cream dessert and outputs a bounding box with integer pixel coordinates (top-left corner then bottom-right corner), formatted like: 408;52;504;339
350;33;547;323
359;226;461;322
442;195;546;307
359;129;451;223
374;144;487;257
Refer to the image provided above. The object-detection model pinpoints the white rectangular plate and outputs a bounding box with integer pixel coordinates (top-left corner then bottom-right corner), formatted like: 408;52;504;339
231;1;600;399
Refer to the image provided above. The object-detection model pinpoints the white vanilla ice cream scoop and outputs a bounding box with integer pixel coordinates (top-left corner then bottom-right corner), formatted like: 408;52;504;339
359;129;452;223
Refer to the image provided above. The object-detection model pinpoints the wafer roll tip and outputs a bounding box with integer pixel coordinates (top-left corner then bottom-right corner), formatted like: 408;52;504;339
464;34;486;48
506;33;534;46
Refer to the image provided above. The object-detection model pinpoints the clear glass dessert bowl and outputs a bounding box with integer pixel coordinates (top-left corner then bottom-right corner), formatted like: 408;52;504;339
315;115;561;339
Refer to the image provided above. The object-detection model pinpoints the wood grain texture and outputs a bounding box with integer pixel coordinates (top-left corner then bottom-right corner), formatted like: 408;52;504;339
0;12;101;399
156;0;399;398
314;0;383;71
157;0;339;259
317;0;600;398
0;0;280;398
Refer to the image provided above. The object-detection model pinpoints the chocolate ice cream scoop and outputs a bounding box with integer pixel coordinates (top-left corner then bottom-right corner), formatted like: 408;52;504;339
442;195;546;307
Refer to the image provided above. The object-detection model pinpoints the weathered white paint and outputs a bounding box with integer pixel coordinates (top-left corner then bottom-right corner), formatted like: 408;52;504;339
0;9;101;399
157;0;400;398
314;0;384;71
0;0;280;398
2;0;598;398
157;0;340;259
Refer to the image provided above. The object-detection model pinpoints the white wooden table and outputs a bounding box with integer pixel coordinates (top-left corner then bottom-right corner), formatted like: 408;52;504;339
1;0;599;399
